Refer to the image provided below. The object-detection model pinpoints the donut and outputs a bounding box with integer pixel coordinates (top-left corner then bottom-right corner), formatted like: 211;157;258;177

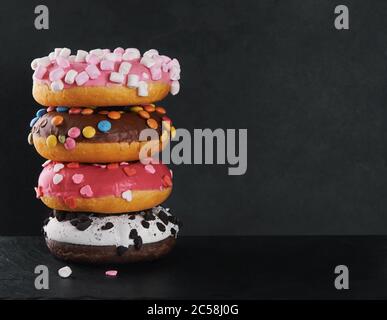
31;47;181;106
29;105;175;163
36;161;173;213
43;206;181;263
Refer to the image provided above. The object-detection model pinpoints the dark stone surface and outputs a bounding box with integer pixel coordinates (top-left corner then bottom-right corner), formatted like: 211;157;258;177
1;236;387;299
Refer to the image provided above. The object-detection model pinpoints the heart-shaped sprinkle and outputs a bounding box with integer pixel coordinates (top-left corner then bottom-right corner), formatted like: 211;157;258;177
72;174;84;184
107;163;119;169
122;190;132;202
80;185;93;198
53;163;64;173
144;164;155;174
123;166;136;177
162;175;173;187
53;174;63;185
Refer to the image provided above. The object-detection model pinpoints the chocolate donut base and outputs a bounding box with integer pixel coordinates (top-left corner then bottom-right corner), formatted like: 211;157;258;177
46;237;176;264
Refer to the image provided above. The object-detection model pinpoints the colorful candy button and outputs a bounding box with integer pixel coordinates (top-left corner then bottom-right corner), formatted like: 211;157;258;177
130;106;143;113
51;115;64;126
97;120;112;132
138;110;150;119
68;127;81;139
144;105;155;113
69;108;82;115
30;117;39;127
56;106;69;113
82;126;96;138
107;111;121;120
58;135;66;144
81;108;94;115
47;106;56;112
36;108;47;117
147;118;158;129
64;137;76;150
155;106;166;114
46;135;57;147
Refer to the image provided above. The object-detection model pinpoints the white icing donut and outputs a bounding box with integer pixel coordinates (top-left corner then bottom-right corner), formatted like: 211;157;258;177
43;206;179;247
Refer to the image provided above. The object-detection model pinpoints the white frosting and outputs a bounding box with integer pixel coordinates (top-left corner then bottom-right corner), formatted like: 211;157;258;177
43;206;179;247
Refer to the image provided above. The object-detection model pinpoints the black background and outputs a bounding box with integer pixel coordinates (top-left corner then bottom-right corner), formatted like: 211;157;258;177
1;0;387;235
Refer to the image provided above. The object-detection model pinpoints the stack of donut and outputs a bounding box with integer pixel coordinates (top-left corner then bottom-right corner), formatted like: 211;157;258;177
28;47;181;263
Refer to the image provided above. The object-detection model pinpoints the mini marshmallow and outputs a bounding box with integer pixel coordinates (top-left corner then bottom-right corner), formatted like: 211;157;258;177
105;53;121;62
140;56;155;68
150;66;162;80
100;60;115;71
31;58;39;70
170;80;180;95
75;50;88;62
168;58;181;69
68;55;76;62
59;48;71;58
58;266;72;278
56;56;70;68
49;68;65;81
118;62;132;75
85;53;101;65
109;72;124;84
48;52;56;61
142;72;149;80
85;64;101;79
113;47;125;55
54;48;62;57
89;48;104;58
169;65;180;81
143;49;159;58
75;71;90;86
127;74;139;87
50;80;64;92
64;69;78;85
138;81;149;96
122;48;141;61
33;65;47;79
38;56;51;67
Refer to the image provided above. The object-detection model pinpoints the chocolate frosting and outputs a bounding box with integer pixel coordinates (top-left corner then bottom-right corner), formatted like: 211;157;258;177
32;107;165;143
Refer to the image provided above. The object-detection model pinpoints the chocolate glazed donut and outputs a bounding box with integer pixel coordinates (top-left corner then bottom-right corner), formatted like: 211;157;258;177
29;105;175;163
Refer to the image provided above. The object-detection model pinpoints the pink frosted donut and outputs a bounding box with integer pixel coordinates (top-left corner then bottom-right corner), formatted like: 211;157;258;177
31;47;181;106
35;160;173;213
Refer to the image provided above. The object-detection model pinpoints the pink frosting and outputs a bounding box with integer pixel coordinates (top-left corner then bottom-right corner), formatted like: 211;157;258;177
31;48;181;92
37;161;172;200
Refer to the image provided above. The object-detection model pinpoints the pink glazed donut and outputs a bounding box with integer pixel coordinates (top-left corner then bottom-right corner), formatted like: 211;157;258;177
35;160;173;214
31;47;181;106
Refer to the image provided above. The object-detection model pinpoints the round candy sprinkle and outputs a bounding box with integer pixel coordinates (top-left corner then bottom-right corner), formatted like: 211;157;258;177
97;120;112;132
147;118;158;129
27;132;33;145
81;108;94;115
56;106;69;113
64;137;76;150
69;108;82;115
155;106;166;115
138;110;150;119
144;105;155;113
58;135;66;144
36;108;47;117
51;115;64;126
58;266;72;278
130;106;143;113
68;127;81;139
46;135;57;147
82;126;96;138
107;111;121;120
30;117;39;127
